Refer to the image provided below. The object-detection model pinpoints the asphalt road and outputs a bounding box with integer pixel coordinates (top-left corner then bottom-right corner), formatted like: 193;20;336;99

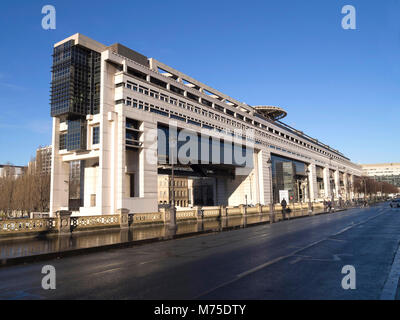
1;203;400;300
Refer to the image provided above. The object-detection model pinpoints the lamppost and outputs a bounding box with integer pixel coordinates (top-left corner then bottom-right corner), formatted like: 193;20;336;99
305;168;313;214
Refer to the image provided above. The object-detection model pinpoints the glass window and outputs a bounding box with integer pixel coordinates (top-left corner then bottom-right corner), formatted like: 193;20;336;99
92;126;100;145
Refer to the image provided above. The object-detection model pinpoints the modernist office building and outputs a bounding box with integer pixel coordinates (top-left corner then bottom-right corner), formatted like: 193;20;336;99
361;163;400;189
49;34;362;216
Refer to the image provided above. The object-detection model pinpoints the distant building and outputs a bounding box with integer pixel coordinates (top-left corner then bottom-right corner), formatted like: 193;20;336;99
36;146;52;175
28;146;52;175
361;163;400;188
158;175;189;207
0;164;26;179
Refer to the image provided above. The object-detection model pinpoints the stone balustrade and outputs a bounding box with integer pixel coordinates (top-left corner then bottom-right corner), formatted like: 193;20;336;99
176;210;198;221
70;215;121;231
226;207;242;216
0;201;334;239
131;212;164;225
202;206;221;219
0;218;56;237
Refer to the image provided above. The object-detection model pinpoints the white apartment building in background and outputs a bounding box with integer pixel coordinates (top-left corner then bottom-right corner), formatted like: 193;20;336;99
28;146;52;175
0;164;26;179
361;163;400;189
49;33;362;217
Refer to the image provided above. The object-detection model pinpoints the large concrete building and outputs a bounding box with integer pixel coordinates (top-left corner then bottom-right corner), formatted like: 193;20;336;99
29;146;52;175
361;163;400;188
49;34;362;216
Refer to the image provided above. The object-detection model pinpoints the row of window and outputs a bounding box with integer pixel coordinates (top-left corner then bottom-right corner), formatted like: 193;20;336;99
121;81;246;130
118;77;345;163
59;126;99;150
121;97;248;140
121;94;354;167
159;190;188;197
159;180;188;187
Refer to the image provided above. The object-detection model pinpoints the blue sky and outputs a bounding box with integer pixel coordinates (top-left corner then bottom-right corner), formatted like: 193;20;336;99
0;0;399;165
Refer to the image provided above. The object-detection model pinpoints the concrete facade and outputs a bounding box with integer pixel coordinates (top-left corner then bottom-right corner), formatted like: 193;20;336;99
49;34;362;217
361;163;400;189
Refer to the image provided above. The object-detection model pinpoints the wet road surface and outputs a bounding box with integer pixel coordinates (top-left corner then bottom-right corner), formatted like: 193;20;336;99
1;203;399;300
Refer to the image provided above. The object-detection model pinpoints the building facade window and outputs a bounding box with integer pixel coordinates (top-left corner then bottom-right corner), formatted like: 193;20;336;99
59;133;67;150
92;126;100;145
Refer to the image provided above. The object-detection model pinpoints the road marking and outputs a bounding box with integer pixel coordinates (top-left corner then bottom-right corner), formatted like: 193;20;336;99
333;224;354;236
91;267;122;276
195;210;386;299
249;233;270;240
139;260;157;265
289;255;312;264
380;241;400;300
326;238;347;242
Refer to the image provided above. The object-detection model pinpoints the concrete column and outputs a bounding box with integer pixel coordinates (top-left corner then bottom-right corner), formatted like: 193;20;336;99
343;173;349;200
323;167;330;200
98;59;117;215
349;174;354;200
257;150;273;205
50;118;70;217
253;151;261;204
115;111;124;213
334;170;340;199
308;164;318;202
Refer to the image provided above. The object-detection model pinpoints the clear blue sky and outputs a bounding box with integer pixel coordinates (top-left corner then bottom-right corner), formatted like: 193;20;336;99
0;0;399;166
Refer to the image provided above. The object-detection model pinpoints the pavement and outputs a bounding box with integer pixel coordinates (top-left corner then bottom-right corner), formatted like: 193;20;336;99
0;203;399;300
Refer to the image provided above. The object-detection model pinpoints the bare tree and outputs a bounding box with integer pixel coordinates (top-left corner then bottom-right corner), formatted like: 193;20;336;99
0;150;51;219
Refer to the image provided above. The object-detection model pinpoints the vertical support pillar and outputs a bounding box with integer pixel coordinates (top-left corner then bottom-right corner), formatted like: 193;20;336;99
50;118;70;217
257;150;272;205
343;173;349;201
56;210;72;235
308;164;318;202
117;208;129;229
334;170;340;199
323;167;330;201
350;174;354;200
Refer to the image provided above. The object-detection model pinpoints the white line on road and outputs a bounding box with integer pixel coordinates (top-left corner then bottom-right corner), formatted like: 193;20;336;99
91;267;122;276
380;241;400;300
194;210;386;299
